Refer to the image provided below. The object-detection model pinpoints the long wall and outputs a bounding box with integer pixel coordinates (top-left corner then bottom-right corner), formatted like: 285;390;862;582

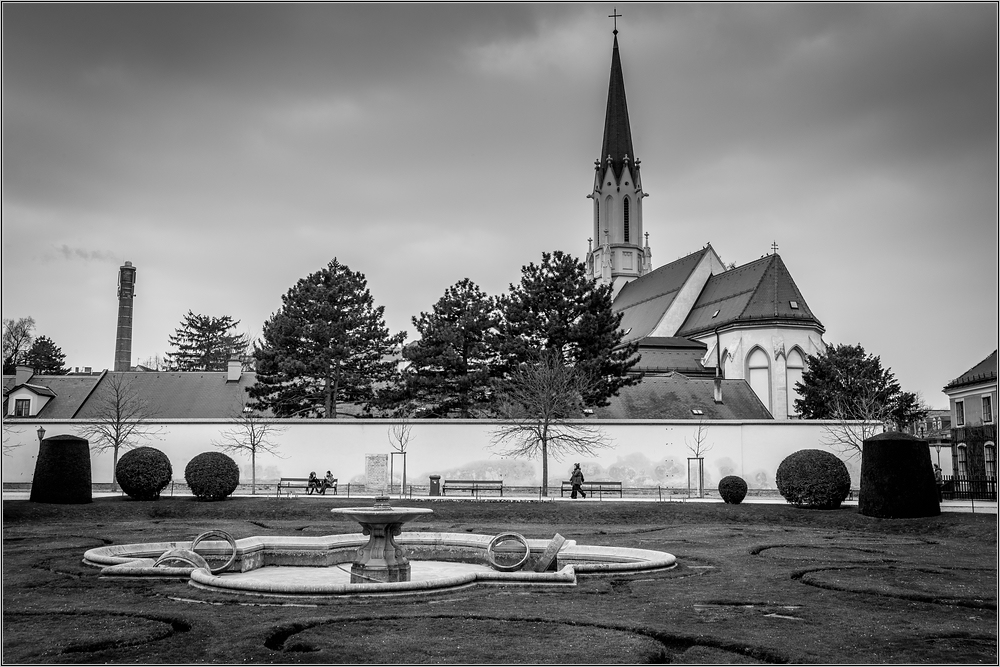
2;418;876;491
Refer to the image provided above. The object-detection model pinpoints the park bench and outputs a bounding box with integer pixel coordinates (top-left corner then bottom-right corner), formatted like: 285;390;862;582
560;480;623;498
442;479;504;498
276;477;338;497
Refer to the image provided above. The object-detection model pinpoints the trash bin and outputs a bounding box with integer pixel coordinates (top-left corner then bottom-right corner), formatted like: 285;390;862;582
429;475;441;496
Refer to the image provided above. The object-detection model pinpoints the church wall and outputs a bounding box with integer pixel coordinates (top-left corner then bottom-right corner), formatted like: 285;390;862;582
3;417;869;492
698;325;825;420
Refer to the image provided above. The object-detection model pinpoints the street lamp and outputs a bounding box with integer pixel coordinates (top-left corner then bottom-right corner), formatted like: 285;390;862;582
934;444;941;467
36;426;46;442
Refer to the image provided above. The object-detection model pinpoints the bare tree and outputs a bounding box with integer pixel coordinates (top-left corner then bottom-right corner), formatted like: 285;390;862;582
77;373;164;491
387;421;412;496
2;316;36;374
821;385;888;459
2;422;23;456
212;396;286;494
685;420;714;458
490;353;611;496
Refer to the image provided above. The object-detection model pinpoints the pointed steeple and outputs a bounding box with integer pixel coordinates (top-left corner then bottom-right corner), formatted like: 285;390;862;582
600;34;635;183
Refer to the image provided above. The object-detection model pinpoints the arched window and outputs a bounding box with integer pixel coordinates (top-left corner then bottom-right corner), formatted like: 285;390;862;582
786;348;805;417
985;443;996;479
747;347;771;413
605;195;614;241
956;444;968;478
623;197;630;243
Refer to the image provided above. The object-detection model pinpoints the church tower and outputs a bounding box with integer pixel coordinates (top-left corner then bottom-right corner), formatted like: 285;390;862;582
586;28;651;297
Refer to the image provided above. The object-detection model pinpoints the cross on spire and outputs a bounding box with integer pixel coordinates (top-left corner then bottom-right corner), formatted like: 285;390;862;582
608;7;622;34
771;241;779;254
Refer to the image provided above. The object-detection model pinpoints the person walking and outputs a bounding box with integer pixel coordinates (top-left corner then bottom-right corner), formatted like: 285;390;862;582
570;463;586;499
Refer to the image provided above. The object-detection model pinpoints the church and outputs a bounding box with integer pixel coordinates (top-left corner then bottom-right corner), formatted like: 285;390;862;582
590;29;827;420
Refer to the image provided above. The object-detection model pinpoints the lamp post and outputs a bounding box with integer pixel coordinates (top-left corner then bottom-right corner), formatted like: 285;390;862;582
36;426;45;442
934;444;941;467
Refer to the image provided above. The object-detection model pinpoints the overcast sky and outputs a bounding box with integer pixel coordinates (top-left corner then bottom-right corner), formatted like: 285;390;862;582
3;3;997;409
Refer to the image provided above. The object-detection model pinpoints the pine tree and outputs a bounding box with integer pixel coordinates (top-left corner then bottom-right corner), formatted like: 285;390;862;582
499;250;641;407
165;311;249;371
23;335;67;375
249;258;406;418
395;278;500;417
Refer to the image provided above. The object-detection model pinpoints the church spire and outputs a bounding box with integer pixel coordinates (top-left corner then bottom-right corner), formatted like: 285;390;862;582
600;33;635;183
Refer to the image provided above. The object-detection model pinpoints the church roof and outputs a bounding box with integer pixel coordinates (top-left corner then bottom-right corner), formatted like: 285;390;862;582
614;247;713;342
600;34;635;183
632;337;711;376
944;350;998;391
594;373;773;420
676;253;823;337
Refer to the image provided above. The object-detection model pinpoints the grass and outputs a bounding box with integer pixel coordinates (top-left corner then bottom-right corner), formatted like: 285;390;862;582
3;496;997;664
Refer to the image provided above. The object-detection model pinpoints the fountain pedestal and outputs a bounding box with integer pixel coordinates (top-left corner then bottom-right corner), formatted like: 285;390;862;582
330;497;433;584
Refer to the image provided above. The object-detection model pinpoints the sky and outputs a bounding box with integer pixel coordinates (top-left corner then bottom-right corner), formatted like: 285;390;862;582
2;3;997;409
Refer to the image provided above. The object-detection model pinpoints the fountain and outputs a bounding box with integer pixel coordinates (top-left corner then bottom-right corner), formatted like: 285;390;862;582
328;496;433;583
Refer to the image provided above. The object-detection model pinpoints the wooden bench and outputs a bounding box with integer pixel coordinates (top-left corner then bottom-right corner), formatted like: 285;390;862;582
560;480;623;498
442;479;504;497
276;477;337;497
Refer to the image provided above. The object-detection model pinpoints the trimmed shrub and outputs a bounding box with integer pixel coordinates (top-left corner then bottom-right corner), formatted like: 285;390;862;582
776;449;851;510
116;447;172;501
185;452;240;501
30;435;92;504
859;432;940;518
718;475;748;504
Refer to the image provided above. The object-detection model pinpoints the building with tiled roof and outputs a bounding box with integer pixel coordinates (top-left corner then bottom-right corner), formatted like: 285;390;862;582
585;30;827;420
942;350;997;481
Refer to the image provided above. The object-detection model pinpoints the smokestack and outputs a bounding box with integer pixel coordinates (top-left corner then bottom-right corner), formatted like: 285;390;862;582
114;261;137;372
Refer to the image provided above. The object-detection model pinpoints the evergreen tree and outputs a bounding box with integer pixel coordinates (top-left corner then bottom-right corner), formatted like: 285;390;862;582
249;258;406;418
499;250;640;407
166;311;249;371
395;278;500;417
23;335;67;375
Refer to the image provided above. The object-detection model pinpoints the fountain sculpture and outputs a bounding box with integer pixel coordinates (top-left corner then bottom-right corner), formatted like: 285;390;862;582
329;496;433;583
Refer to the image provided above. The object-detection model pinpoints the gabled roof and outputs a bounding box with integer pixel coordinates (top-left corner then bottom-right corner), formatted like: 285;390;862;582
2;374;104;418
632;337;710;376
594;373;773;420
944;350;998;391
600;34;635;183
73;372;257;420
676;253;823;337
614;247;713;342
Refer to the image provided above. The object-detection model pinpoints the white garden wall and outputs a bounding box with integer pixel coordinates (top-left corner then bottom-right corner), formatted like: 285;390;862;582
2;418;875;491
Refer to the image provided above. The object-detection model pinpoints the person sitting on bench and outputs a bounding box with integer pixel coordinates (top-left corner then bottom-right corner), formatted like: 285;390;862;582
307;471;322;495
322;470;335;494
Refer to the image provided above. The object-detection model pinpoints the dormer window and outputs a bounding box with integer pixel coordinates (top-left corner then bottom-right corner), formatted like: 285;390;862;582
14;399;30;417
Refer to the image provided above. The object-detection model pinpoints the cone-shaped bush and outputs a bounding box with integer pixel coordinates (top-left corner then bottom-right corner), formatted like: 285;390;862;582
859;432;940;518
776;449;851;509
30;435;92;504
185;452;240;501
718;475;748;504
116;447;172;501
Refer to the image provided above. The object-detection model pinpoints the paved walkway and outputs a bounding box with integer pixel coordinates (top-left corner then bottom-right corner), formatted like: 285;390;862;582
3;490;995;514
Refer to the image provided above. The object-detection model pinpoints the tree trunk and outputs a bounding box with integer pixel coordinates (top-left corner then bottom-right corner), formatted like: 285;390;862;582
251;449;256;495
111;445;120;493
541;437;549;497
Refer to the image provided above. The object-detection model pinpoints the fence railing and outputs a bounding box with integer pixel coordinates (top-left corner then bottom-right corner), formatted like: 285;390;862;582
942;476;997;500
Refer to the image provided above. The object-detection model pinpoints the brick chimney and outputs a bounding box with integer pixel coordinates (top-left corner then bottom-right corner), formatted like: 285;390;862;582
114;261;137;372
15;365;33;385
227;359;242;383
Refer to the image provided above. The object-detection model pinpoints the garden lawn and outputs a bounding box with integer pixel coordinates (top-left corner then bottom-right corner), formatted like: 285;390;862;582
3;497;997;664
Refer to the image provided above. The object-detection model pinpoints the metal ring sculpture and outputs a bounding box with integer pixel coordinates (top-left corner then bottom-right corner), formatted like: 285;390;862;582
486;532;530;572
190;530;238;574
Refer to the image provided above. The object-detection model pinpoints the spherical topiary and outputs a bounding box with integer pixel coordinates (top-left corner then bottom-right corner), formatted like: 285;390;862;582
30;435;92;504
859;432;940;518
185;452;239;501
776;449;851;510
718;475;748;504
116;447;172;501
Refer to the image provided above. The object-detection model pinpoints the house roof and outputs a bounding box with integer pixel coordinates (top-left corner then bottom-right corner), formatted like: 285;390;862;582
632;337;710;376
2;374;103;418
594;373;773;420
614;247;712;342
676;253;823;337
72;372;257;419
600;34;636;183
944;350;998;391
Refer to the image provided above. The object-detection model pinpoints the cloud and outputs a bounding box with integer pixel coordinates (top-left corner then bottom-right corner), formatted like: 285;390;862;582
54;245;120;263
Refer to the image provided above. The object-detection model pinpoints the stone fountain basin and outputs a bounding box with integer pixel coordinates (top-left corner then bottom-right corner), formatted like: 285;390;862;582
82;532;676;597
